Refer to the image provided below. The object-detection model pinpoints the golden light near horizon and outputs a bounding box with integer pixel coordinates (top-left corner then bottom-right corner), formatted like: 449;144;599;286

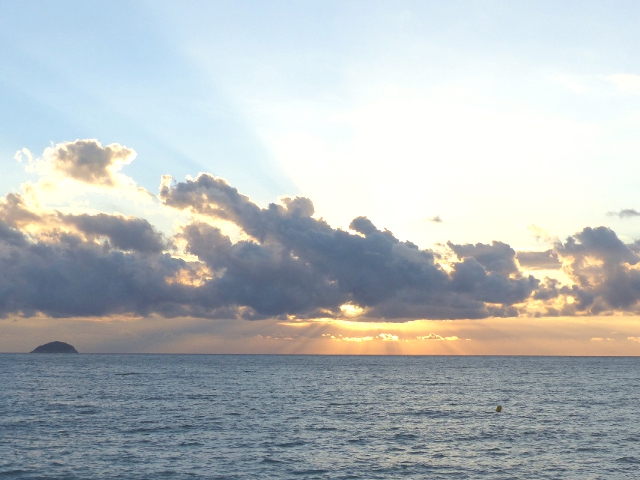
339;303;365;317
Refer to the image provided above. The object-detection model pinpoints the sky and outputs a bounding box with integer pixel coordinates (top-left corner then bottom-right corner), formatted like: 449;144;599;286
2;1;640;354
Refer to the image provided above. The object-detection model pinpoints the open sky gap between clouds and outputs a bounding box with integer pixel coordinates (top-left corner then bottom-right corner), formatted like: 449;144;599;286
2;139;640;322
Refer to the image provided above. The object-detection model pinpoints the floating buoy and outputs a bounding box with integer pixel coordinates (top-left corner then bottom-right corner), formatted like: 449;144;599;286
496;405;502;413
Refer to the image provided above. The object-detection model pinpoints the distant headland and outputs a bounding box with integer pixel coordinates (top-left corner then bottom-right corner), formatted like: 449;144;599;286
30;341;78;354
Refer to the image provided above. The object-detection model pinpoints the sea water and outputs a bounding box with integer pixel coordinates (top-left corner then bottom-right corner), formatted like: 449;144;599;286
1;355;639;479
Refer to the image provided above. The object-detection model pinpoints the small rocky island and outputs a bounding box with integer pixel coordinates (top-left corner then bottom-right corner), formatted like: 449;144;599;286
30;341;78;353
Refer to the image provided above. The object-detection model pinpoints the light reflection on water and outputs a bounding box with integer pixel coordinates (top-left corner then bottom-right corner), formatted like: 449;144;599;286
1;355;640;479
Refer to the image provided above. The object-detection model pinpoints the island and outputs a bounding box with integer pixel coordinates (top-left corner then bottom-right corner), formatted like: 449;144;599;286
30;341;78;353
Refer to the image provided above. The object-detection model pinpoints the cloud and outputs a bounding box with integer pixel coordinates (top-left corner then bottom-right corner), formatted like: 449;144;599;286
416;334;459;341
62;213;167;254
159;173;268;238
160;173;538;320
516;250;562;270
0;187;192;318
379;333;399;341
429;215;442;223
554;227;640;313
559;226;639;270
607;208;640;219
0;220;27;247
448;240;518;276
327;333;400;342
36;139;136;186
0;227;191;318
7;139;640;323
532;278;561;302
334;335;375;342
321;333;400;343
0;193;42;227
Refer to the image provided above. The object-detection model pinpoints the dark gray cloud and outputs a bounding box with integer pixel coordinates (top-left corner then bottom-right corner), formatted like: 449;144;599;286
0;220;27;247
628;241;640;254
607;208;640;219
533;278;560;301
8;168;640;321
159;174;538;320
430;215;442;223
62;213;166;253
449;257;537;304
0;229;191;318
160;174;268;239
555;226;640;313
47;139;134;186
559;226;638;271
179;222;343;318
448;241;518;276
517;250;562;270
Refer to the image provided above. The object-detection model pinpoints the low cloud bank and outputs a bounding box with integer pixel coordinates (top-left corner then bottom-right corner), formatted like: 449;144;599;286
160;173;537;319
2;139;640;321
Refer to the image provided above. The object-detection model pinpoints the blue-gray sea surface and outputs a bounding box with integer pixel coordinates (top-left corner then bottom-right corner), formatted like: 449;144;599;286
1;355;640;479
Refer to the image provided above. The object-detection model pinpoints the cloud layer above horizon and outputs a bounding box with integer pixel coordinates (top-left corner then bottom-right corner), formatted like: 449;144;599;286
3;140;640;323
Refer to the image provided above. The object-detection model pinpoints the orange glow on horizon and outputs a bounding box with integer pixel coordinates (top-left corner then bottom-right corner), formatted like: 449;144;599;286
2;315;640;355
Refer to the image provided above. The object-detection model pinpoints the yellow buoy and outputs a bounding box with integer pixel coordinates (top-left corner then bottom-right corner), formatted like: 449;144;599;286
496;405;502;412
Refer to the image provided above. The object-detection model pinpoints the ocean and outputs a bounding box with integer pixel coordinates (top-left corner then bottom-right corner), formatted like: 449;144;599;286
1;355;639;479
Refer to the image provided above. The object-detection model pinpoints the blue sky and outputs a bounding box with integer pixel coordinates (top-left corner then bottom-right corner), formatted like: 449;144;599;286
3;1;640;353
3;1;640;249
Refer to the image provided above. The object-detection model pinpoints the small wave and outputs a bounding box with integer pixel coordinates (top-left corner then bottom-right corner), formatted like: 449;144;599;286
78;409;99;415
347;437;367;444
275;440;305;448
290;469;329;475
387;446;405;452
156;470;179;476
0;470;31;477
576;447;597;452
398;409;450;418
408;450;429;455
122;425;172;433
114;372;144;376
261;457;283;464
617;456;640;464
487;449;507;456
393;432;419;441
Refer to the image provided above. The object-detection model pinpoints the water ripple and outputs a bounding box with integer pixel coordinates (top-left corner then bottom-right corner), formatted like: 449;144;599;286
1;355;639;479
